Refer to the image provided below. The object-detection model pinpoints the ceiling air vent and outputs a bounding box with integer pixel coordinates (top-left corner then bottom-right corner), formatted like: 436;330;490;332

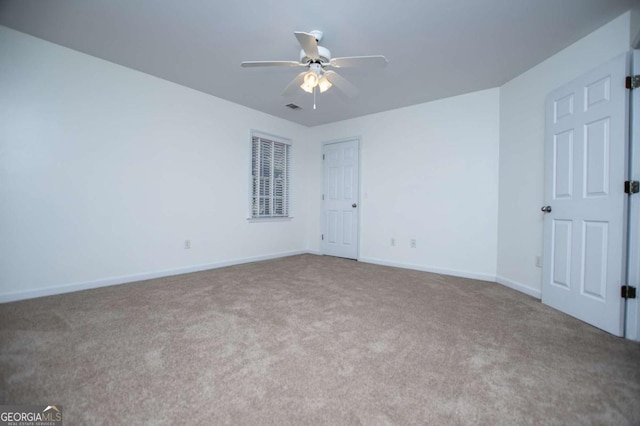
285;103;301;110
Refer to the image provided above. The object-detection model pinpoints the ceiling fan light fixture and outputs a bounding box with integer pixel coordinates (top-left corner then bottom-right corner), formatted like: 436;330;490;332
300;71;319;93
318;75;332;93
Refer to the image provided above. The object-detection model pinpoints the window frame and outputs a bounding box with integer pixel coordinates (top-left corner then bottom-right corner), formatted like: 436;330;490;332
248;130;293;221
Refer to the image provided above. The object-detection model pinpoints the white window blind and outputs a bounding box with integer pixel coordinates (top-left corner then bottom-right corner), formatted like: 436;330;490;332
251;133;291;218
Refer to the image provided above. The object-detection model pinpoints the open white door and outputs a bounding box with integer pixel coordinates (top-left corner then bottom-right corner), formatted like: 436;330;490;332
542;52;629;336
322;139;359;259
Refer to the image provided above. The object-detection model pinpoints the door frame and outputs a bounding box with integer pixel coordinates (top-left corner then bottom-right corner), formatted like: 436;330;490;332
321;137;362;259
627;50;640;341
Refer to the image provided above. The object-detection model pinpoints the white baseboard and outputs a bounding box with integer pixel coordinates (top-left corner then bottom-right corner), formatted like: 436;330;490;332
1;252;542;304
0;250;314;304
496;275;541;299
358;257;497;283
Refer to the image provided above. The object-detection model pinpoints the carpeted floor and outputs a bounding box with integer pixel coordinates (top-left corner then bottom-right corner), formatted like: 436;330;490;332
1;254;639;425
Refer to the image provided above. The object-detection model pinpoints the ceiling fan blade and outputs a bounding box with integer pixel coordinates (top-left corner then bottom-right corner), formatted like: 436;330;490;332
329;55;388;68
324;71;358;98
241;61;303;68
294;32;320;60
282;72;307;97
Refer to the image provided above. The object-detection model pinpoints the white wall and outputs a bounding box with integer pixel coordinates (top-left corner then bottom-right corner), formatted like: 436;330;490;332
310;89;500;281
497;12;632;297
0;26;315;302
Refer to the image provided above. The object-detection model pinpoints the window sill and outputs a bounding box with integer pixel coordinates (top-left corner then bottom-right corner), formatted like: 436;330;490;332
247;217;294;223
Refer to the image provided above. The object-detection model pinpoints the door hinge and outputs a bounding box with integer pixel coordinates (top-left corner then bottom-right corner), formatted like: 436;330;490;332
624;180;639;194
321;234;324;240
621;285;637;299
322;194;324;200
323;154;325;160
626;75;640;90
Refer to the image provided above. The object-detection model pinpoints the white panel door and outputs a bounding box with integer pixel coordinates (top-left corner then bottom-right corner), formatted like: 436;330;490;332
542;52;629;336
322;139;359;259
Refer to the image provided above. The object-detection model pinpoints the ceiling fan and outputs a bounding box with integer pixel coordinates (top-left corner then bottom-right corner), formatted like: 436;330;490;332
241;31;387;103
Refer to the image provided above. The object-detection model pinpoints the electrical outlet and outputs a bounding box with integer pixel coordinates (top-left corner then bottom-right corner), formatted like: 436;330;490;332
410;239;417;248
184;240;191;249
535;256;542;268
391;238;396;247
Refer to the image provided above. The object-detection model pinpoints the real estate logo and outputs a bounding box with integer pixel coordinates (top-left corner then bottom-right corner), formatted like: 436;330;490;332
0;405;62;426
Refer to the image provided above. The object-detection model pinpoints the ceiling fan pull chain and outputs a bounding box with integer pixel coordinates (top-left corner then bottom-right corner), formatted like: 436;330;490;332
313;86;317;110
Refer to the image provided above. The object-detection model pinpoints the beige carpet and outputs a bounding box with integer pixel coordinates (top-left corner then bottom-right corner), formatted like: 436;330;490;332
1;254;639;425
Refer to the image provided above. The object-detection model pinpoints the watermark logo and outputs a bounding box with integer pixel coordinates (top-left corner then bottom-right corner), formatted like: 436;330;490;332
0;405;62;426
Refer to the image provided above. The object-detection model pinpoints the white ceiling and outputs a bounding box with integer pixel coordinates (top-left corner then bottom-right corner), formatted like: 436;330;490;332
0;0;635;126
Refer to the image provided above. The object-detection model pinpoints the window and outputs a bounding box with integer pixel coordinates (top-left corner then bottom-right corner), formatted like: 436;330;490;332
251;132;291;218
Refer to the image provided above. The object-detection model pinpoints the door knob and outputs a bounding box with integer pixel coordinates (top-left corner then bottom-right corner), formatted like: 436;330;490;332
541;206;552;213
352;203;357;208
